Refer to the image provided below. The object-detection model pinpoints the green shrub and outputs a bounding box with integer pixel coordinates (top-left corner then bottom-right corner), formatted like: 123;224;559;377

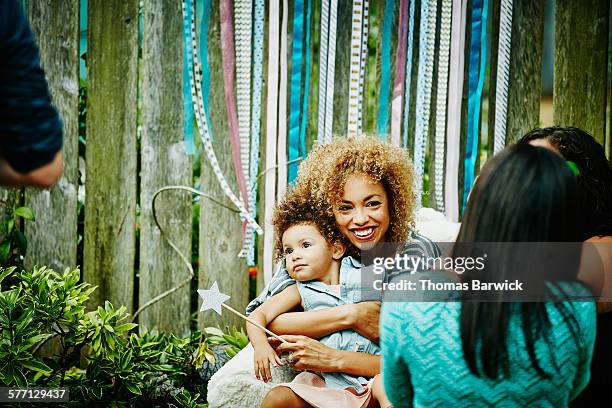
0;266;246;406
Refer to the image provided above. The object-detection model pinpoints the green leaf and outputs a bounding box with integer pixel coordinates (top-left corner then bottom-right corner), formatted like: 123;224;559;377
0;242;10;262
7;219;14;235
103;324;114;333
114;322;137;333
14;230;27;255
14;207;35;221
124;382;142;395
205;327;224;337
0;267;16;284
21;359;52;374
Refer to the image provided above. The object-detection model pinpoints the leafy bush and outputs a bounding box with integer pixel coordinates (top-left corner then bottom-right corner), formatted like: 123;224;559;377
0;205;34;270
0;266;246;406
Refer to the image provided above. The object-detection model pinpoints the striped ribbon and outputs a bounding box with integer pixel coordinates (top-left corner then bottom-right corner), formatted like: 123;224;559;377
299;0;313;155
277;0;289;200
433;0;452;212
288;0;305;182
317;0;338;145
463;0;488;213
247;0;265;265
235;0;253;259
347;0;369;136
413;0;438;207
493;0;513;153
391;0;409;146
182;0;262;234
402;0;415;148
219;0;249;227
264;0;280;283
357;1;369;136
444;0;467;222
183;4;195;155
377;0;395;137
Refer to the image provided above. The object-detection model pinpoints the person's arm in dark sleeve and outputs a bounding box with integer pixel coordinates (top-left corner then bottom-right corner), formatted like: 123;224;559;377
0;0;63;187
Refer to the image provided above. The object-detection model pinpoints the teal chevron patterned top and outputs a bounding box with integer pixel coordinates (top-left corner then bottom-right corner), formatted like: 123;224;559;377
381;284;596;407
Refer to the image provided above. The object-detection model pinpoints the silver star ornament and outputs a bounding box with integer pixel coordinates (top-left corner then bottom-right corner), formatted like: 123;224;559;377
197;282;230;315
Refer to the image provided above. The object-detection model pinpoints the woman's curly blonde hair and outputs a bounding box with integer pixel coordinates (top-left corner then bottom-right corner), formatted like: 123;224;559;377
272;184;347;260
295;136;416;246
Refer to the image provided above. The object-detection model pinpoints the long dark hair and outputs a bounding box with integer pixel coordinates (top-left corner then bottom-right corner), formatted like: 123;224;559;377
456;144;581;379
519;126;612;239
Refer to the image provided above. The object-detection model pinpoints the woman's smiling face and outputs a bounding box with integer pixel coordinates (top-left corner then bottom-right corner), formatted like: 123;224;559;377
333;174;390;251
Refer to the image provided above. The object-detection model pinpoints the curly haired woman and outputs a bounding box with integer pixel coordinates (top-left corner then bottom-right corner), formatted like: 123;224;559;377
207;137;440;408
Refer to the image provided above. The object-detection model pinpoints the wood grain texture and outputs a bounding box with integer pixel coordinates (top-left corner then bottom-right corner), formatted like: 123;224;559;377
554;0;609;144
25;0;79;273
505;0;544;144
139;0;192;335
84;0;138;311
331;0;352;136
199;0;248;330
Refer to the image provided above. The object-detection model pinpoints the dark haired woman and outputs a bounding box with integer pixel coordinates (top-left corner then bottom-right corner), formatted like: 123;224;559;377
519;127;612;405
380;145;597;406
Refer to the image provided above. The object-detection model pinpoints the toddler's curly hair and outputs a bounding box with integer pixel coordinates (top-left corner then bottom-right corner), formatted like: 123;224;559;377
295;136;416;245
272;184;347;260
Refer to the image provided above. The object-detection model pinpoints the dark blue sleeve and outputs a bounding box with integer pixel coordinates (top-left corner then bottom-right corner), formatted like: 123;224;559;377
0;0;63;174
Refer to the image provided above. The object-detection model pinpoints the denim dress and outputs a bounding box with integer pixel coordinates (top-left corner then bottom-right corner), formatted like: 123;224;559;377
294;256;380;393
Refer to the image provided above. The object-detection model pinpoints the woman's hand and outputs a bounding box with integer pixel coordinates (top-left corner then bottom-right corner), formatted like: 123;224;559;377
269;335;341;373
348;302;381;343
253;343;284;383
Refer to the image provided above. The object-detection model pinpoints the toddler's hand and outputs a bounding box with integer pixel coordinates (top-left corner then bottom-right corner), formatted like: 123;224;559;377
253;344;284;383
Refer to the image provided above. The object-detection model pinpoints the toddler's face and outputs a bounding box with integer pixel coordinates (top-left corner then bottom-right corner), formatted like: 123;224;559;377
282;224;337;282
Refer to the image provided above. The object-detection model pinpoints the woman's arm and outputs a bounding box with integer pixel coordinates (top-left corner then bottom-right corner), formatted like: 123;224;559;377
268;301;381;342
271;334;381;378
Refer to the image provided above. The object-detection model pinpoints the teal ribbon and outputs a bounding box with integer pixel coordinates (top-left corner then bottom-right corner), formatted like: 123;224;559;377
462;0;488;213
299;0;312;162
288;0;305;182
183;0;195;154
377;0;395;136
199;0;213;141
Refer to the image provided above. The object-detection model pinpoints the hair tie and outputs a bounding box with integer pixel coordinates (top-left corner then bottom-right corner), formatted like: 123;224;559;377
566;161;580;176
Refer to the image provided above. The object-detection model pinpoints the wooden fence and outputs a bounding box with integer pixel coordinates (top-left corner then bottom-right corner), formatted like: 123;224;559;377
1;0;609;335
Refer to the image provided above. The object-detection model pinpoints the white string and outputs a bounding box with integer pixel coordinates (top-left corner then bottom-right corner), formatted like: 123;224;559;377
493;0;513;153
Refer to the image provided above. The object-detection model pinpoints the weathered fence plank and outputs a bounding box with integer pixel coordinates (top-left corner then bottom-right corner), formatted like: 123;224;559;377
139;0;192;335
331;0;352;135
84;0;138;311
505;0;544;144
199;0;248;330
553;0;609;144
25;0;79;273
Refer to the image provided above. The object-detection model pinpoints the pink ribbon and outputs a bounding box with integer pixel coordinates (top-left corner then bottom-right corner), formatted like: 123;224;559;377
220;0;249;236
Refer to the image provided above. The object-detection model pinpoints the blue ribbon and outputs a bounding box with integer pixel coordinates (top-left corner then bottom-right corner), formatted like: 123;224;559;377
299;0;312;162
377;0;395;137
288;0;305;183
462;0;488;213
199;0;213;141
183;0;195;154
402;0;415;148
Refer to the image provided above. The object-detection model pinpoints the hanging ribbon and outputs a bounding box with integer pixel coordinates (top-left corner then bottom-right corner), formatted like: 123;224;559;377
347;0;368;136
357;1;369;136
463;0;488;213
377;0;395;138
247;0;265;266
445;0;467;222
299;0;312;156
234;0;253;259
264;0;280;283
493;0;513;154
199;0;213;140
433;0;452;212
317;0;338;145
413;0;438;207
402;0;415;149
277;0;289;200
288;0;305;182
183;4;195;155
182;0;262;234
219;0;249;214
390;0;409;146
